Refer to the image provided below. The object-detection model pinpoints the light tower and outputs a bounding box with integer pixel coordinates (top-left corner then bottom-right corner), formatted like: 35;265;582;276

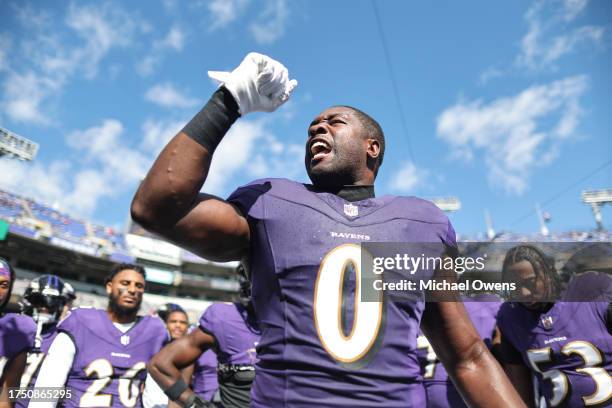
582;189;612;231
0;126;39;161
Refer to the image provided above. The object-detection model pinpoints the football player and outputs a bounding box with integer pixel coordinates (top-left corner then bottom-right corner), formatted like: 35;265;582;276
30;263;168;408
496;244;612;407
159;303;190;341
190;349;219;404
15;275;73;408
148;264;259;408
132;52;524;407
0;257;36;406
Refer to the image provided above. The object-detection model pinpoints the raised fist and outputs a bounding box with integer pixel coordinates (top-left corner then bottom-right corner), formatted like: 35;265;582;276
208;52;298;115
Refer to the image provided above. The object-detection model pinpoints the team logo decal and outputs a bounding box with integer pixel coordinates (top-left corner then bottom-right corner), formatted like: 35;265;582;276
120;335;130;345
540;316;554;330
343;203;358;217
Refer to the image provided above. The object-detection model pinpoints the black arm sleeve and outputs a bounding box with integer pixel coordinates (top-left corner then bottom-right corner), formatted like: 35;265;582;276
182;86;240;153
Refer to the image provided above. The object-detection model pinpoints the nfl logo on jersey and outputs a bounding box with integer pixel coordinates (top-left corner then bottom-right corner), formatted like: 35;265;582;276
541;316;554;330
120;335;130;345
344;203;358;217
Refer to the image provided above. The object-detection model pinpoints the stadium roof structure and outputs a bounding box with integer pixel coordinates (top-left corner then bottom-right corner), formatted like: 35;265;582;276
0;126;39;161
582;189;612;231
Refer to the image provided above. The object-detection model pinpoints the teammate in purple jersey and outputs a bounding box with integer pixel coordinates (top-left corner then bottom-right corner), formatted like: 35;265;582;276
149;264;260;408
15;275;73;408
0;257;36;406
417;295;502;408
132;52;525;407
496;245;612;407
30;264;168;408
191;349;218;403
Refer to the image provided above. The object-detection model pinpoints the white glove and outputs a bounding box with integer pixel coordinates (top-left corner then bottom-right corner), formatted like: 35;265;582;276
208;52;298;115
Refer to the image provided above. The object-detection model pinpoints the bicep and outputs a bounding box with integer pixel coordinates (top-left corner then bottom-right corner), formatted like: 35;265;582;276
155;329;215;370
163;194;250;262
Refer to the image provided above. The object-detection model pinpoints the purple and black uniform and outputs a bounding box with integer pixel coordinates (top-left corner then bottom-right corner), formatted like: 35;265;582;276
417;296;502;408
498;273;612;408
57;308;167;408
0;313;36;378
227;178;456;407
199;302;259;407
15;323;59;408
192;349;219;401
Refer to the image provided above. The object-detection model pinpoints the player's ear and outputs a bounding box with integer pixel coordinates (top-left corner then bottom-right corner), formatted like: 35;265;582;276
366;138;380;160
105;281;112;295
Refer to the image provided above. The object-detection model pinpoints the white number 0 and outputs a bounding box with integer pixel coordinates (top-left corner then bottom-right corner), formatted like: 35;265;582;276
313;244;384;363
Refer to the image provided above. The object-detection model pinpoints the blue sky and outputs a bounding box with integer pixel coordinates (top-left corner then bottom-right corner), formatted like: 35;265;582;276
0;0;610;236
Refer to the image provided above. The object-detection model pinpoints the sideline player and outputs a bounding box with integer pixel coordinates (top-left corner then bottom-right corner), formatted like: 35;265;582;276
149;264;259;408
158;303;190;340
30;263;168;408
0;257;36;405
418;294;502;408
15;275;73;408
144;304;192;408
132;52;525;407
496;244;612;407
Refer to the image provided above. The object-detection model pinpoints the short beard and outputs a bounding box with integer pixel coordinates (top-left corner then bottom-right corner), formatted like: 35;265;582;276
108;292;141;318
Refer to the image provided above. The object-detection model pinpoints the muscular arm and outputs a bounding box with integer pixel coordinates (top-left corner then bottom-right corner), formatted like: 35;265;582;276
492;327;535;407
148;328;215;406
0;350;27;406
421;302;526;408
131;89;249;262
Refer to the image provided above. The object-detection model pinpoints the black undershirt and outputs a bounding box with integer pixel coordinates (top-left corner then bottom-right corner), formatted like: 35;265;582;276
307;184;375;202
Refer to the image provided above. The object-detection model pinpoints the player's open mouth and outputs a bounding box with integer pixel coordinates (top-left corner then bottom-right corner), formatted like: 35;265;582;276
310;138;332;161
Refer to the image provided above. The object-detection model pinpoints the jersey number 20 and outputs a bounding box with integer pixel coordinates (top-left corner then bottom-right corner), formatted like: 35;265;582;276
80;359;146;407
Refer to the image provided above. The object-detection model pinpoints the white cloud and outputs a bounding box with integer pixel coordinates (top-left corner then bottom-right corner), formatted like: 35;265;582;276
156;26;185;51
0;119;154;218
1;3;142;125
140;118;186;153
479;67;505;85
144;83;200;109
250;0;289;44
389;161;429;193
516;0;604;70
436;75;587;194
562;0;588;21
2;71;61;125
208;0;250;30
137;26;186;76
67;119;150;183
205;118;304;195
65;3;137;79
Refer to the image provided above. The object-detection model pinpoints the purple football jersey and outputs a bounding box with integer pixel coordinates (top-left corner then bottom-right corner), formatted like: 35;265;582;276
15;323;59;408
498;274;612;408
191;349;219;401
199;302;260;366
57;308;167;408
0;313;36;377
417;296;502;408
227;178;456;407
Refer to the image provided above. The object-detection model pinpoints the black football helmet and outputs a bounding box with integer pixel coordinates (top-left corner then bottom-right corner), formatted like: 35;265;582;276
23;275;71;324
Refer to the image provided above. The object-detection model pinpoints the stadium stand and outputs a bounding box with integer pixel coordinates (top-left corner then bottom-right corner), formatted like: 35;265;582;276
0;188;239;319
